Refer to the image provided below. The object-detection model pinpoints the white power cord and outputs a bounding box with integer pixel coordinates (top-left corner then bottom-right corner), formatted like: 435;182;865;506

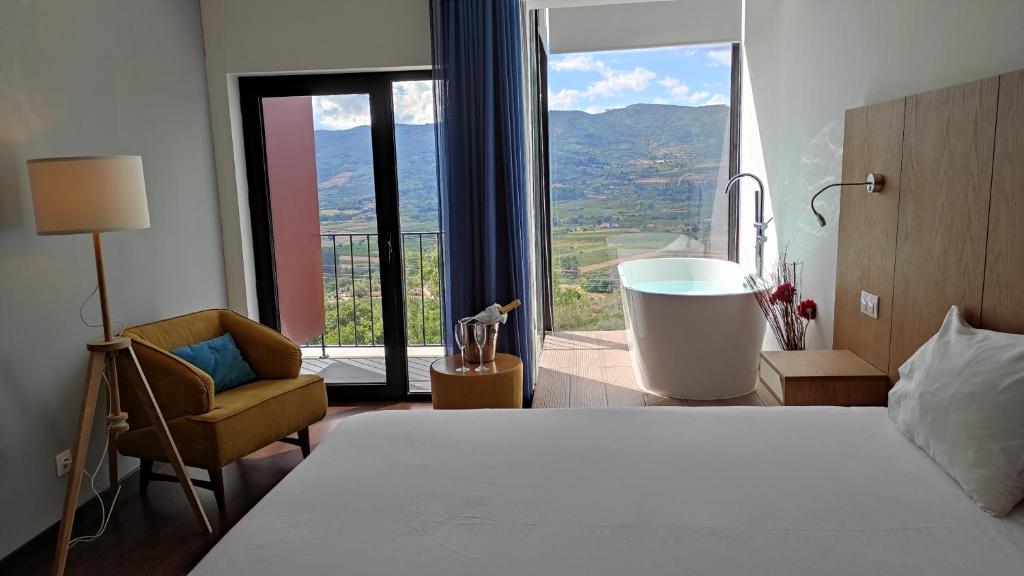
79;284;125;336
68;358;123;547
68;289;125;547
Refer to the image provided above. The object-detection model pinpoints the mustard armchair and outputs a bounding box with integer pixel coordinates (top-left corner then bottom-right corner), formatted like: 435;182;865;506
114;309;327;511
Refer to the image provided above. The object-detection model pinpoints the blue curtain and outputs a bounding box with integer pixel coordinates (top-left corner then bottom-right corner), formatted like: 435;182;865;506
431;0;534;403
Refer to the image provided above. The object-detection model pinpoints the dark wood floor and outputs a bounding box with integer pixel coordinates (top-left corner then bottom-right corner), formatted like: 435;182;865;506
0;402;431;576
5;332;775;575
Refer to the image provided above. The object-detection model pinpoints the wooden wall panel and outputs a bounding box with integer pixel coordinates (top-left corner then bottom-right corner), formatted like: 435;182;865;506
833;99;905;372
982;70;1024;333
888;76;999;380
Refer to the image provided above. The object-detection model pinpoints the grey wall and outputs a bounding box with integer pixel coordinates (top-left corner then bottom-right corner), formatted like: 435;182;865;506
744;0;1024;349
548;0;741;54
0;0;226;557
200;0;433;317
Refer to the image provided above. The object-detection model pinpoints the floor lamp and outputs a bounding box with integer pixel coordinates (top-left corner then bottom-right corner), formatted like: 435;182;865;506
28;156;212;576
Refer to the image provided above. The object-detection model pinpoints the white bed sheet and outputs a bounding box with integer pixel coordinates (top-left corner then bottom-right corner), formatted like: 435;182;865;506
193;407;1024;575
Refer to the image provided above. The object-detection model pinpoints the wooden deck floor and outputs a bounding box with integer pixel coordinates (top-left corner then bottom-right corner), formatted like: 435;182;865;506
301;350;442;392
533;331;779;408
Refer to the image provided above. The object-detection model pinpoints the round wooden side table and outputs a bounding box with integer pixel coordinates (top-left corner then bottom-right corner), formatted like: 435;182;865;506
430;353;523;409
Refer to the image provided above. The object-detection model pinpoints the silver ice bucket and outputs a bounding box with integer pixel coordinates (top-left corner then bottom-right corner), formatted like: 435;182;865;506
458;319;500;363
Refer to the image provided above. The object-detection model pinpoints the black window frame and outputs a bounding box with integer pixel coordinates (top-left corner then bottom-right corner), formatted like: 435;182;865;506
237;69;435;403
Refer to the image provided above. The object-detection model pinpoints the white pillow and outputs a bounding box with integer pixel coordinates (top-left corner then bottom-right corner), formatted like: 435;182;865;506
889;306;1024;516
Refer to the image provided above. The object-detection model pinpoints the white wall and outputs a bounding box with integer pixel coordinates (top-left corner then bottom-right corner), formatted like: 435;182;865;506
738;44;776;289
0;0;225;558
743;0;1024;349
548;0;741;54
200;0;433;317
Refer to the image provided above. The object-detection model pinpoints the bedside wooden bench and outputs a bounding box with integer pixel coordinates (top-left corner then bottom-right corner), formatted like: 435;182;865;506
758;350;889;407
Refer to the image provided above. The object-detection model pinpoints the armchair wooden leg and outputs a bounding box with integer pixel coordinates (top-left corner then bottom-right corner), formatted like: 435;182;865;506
298;427;311;458
279;427;313;457
139;459;153;495
208;468;226;513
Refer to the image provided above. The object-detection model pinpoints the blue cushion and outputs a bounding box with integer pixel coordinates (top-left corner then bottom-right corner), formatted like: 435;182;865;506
172;332;257;393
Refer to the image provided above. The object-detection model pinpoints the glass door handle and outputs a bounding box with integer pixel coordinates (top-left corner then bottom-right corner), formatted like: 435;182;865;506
386;237;393;262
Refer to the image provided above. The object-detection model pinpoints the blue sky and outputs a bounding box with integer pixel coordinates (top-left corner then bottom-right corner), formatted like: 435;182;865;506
547;44;732;113
311;44;733;129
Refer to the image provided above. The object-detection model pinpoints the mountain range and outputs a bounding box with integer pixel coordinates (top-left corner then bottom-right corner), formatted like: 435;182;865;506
313;103;730;231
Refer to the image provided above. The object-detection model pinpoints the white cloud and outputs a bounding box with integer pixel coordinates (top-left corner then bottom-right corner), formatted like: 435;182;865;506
670;85;693;100
585;66;655;98
549;88;583;110
551;54;606;73
656;77;729;107
550;54;655;107
659;76;696;100
702;93;730;106
312;95;371;130
393;80;435;124
687;90;711;103
706;49;731;67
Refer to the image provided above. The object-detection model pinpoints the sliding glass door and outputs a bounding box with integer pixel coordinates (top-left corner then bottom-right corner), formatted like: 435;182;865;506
239;71;443;401
391;79;445;393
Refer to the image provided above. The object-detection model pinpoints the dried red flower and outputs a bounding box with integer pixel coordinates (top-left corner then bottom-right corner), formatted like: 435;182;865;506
798;299;818;320
771;282;796;305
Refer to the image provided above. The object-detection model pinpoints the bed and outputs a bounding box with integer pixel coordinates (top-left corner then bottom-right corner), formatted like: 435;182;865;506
192;407;1024;575
193;70;1024;574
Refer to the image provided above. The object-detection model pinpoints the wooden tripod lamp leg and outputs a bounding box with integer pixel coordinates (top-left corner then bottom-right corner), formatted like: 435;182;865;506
52;351;106;576
52;234;210;576
126;346;212;534
53;339;212;576
105;359;128;489
92;233;130;489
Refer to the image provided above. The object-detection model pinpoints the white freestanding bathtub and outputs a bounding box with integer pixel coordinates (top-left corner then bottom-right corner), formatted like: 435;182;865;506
618;258;767;399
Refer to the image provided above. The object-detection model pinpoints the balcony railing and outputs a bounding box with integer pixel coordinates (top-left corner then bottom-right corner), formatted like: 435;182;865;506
310;232;444;355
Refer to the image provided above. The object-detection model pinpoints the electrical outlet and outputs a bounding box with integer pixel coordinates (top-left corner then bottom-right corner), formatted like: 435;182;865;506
860;290;879;319
55;449;72;477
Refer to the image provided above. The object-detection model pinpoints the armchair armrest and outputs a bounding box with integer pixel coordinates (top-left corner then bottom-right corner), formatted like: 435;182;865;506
119;337;215;429
219;310;301;379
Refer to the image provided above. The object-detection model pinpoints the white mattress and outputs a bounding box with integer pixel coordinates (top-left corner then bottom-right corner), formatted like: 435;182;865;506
193;407;1024;575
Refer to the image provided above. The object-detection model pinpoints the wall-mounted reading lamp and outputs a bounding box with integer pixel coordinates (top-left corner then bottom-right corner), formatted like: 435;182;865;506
810;173;884;227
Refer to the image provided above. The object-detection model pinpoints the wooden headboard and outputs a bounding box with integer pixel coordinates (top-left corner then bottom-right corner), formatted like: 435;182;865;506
833;68;1024;382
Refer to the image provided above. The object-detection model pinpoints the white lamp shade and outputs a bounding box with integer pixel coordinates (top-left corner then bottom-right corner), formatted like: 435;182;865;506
28;155;150;235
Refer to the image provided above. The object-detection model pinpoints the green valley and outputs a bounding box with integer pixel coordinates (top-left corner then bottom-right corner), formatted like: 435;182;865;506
311;102;731;341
